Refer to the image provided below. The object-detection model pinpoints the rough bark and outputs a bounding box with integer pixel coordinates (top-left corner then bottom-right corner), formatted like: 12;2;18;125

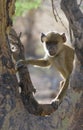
0;0;25;130
0;0;83;130
61;0;83;129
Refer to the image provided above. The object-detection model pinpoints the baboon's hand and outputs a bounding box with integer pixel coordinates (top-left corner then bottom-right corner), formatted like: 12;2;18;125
16;60;24;71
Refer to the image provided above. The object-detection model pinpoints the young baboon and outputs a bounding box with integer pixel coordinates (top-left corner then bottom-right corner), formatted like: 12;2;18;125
16;32;74;106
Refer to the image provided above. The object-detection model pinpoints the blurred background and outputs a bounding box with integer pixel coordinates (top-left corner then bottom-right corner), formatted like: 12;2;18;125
14;0;83;103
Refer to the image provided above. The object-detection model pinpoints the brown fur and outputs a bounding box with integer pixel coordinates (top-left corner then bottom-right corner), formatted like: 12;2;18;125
17;32;74;104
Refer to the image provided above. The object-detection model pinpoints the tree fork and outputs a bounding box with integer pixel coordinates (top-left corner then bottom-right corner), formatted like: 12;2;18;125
10;28;60;116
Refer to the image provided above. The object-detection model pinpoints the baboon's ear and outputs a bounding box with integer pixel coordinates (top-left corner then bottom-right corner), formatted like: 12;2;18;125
61;33;66;42
41;33;47;43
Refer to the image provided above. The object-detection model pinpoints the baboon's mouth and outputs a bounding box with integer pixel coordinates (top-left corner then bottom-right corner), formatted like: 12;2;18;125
50;52;56;56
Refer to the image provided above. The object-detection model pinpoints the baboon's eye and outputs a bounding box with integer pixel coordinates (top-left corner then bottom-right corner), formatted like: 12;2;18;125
46;41;58;45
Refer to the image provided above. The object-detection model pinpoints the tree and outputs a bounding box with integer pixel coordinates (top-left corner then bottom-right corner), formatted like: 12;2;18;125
0;0;83;130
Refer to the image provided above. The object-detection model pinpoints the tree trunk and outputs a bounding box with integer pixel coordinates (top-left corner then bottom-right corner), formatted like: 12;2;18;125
0;0;83;130
61;0;83;129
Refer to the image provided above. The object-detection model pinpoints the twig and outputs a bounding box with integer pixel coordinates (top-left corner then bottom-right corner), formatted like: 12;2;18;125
51;0;68;32
51;0;58;22
69;23;73;43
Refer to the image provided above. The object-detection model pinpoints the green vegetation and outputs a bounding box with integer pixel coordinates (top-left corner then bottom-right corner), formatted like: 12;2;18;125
15;0;41;16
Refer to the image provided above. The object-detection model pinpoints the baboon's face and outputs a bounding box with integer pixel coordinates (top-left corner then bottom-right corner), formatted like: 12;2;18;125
41;32;66;56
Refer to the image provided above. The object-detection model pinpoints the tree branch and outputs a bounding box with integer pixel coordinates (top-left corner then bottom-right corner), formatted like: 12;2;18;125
9;28;59;116
51;0;68;32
